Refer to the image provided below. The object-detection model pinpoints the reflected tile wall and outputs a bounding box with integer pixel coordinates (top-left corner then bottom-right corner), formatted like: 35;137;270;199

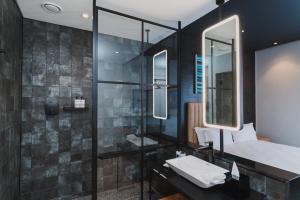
97;83;141;149
21;19;92;200
98;33;141;83
97;33;144;194
0;0;22;199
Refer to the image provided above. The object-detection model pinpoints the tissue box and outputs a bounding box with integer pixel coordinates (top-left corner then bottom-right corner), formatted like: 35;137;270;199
222;174;250;199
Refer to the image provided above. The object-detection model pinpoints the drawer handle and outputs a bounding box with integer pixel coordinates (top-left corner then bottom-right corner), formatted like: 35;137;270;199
159;173;167;179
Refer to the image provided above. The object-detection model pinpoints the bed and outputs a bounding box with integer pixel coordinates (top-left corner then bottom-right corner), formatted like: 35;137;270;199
224;140;300;175
187;102;300;175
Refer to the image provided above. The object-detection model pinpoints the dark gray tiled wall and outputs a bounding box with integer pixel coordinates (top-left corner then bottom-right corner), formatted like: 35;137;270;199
21;19;92;200
0;0;22;199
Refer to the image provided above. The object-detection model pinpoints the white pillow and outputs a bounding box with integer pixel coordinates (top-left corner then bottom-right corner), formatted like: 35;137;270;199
204;128;234;150
195;127;234;149
194;127;208;146
232;123;257;143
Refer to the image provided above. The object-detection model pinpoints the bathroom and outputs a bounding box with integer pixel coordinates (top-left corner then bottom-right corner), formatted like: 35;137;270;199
1;0;300;200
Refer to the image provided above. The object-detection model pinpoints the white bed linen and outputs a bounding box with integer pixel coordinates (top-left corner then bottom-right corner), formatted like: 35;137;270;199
224;140;300;175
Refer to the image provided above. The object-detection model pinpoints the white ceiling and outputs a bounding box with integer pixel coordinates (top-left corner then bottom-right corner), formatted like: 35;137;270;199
17;0;94;31
97;0;219;28
17;0;222;41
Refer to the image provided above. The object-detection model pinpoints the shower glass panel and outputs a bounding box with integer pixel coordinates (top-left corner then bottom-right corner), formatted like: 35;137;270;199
97;10;143;199
143;23;178;139
95;5;180;200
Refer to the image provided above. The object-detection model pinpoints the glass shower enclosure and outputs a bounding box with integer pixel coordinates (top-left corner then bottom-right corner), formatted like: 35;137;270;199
92;3;181;200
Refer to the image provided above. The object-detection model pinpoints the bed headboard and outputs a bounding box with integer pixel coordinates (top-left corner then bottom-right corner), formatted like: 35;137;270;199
187;102;204;146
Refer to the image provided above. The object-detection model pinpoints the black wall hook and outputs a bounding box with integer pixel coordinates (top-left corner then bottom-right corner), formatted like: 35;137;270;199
0;49;5;54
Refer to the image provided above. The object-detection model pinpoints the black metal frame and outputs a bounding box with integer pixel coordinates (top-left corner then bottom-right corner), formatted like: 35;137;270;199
92;1;181;199
92;0;98;199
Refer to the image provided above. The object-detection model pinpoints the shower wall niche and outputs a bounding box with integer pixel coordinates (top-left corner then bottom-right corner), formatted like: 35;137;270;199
95;7;180;200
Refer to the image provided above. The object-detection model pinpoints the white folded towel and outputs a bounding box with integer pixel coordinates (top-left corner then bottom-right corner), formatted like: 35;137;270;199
166;155;229;188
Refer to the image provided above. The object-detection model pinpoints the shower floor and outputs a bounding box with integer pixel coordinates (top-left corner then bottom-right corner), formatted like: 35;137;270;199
97;182;150;200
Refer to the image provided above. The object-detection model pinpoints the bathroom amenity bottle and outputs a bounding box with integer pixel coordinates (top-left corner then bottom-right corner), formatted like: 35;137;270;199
74;96;85;108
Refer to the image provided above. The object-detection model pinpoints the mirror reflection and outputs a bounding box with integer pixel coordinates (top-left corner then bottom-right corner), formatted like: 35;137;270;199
203;15;242;130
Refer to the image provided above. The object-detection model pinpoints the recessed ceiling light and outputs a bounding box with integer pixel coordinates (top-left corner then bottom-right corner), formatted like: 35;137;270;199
273;42;279;45
115;51;119;54
241;30;245;33
81;13;90;19
41;2;62;14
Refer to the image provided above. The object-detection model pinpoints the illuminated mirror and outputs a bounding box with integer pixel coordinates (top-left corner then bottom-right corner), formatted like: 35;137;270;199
153;50;168;120
202;15;243;131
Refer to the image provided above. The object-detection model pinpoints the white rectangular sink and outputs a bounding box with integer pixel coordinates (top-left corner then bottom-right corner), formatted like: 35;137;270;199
166;155;229;188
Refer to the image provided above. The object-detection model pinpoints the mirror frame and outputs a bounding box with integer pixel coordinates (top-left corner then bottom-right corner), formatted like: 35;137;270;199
202;15;243;131
153;49;168;120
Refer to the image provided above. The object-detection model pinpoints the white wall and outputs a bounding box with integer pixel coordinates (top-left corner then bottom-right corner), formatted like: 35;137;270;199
255;40;300;147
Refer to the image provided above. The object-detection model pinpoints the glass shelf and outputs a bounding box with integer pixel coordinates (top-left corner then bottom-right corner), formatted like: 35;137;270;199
63;106;89;112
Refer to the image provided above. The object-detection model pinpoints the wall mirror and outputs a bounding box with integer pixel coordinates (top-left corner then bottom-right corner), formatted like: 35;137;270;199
153;50;168;120
202;15;243;131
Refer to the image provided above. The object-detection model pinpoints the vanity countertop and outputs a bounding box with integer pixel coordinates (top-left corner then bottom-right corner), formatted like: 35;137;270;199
149;161;266;200
186;142;300;183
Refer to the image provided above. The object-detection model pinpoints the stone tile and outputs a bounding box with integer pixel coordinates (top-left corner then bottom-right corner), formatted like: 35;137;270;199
47;131;59;153
21;133;32;146
71;161;82;173
46;74;60;87
60;65;71;76
22;97;33;110
249;172;266;194
32;75;46;86
60;87;71;98
59;152;71;165
71;87;83;98
33;86;46;97
59;118;71;131
60;76;71;87
47;87;60;97
82;138;92;150
47;64;60;76
22;86;33;97
266;178;287;200
59;131;71;153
